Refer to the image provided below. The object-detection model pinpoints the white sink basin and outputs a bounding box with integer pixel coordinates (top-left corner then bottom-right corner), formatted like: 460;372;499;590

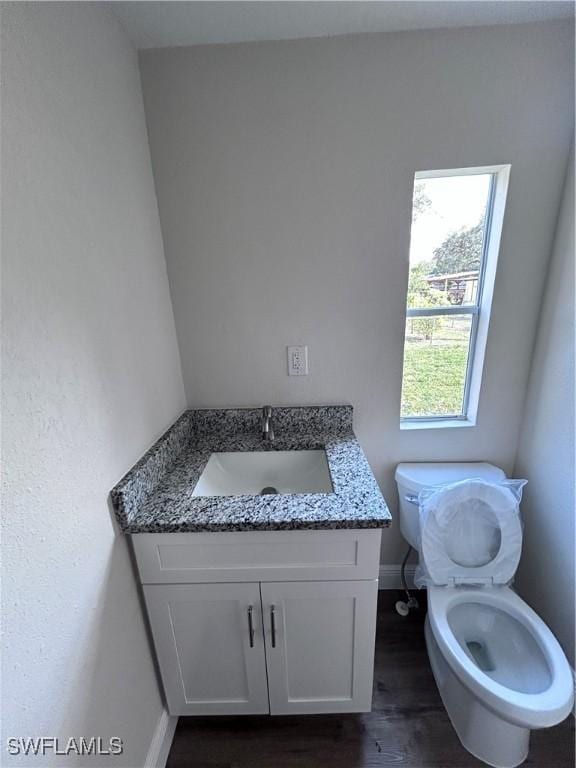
192;450;333;497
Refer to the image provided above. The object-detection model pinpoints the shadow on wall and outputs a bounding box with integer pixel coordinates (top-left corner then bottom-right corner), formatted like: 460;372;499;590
55;517;164;768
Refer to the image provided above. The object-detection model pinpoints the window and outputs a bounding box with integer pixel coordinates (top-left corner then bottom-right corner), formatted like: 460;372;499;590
400;166;510;427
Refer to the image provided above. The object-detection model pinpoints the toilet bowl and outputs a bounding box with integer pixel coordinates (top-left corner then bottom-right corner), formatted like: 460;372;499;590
395;463;574;768
426;586;573;767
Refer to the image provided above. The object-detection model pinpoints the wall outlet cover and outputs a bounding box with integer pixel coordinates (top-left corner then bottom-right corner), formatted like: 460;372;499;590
287;345;309;376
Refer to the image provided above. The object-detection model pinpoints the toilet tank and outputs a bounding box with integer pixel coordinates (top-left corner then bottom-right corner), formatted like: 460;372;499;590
394;462;506;550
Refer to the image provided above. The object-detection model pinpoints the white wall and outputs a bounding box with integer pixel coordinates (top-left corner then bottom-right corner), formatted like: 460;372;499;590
515;142;575;667
140;21;574;562
2;4;185;765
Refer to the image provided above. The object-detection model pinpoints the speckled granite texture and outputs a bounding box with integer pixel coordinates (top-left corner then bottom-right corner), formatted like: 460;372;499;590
111;406;391;533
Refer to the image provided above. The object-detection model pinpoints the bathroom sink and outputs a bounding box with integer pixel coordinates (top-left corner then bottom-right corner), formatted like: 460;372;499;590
192;450;333;496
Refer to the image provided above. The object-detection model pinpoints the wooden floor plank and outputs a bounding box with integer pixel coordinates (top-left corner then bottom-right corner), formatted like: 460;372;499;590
166;591;575;768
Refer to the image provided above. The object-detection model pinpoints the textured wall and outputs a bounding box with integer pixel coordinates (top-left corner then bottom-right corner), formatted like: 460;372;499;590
515;141;575;667
140;21;574;563
2;4;185;764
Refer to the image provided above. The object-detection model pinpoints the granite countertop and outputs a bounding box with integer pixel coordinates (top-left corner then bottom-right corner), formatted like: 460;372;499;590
110;406;391;533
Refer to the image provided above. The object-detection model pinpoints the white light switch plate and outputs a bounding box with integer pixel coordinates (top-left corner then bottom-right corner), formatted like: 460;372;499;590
287;345;309;376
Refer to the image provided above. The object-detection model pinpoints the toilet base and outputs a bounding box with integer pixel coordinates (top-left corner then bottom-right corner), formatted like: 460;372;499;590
425;615;530;768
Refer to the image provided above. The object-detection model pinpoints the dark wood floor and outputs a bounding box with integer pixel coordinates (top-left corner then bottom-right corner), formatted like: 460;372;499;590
166;591;575;768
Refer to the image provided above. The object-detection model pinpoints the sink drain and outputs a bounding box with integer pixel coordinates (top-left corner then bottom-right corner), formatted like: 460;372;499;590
260;486;278;495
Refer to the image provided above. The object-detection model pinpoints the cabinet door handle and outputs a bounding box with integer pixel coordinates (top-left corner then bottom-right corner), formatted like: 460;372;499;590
247;605;255;648
270;605;277;648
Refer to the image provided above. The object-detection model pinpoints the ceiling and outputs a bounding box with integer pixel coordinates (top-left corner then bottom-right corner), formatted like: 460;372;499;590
112;1;574;50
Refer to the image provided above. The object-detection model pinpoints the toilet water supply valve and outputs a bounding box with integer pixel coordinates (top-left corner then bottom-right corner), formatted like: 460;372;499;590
395;544;419;617
395;492;420;616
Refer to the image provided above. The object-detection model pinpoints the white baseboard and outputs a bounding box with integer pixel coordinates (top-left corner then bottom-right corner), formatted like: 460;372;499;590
144;708;178;768
378;564;416;590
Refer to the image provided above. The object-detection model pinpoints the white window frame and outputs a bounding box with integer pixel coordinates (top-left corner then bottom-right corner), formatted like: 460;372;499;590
400;164;510;430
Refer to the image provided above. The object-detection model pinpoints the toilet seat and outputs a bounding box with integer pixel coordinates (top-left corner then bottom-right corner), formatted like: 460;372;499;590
420;480;523;587
427;585;574;729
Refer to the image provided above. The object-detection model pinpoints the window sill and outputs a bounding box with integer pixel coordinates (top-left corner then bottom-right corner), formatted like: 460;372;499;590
400;418;476;431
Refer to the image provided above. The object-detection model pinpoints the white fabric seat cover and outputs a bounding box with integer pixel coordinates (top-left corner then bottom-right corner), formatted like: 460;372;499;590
416;479;526;587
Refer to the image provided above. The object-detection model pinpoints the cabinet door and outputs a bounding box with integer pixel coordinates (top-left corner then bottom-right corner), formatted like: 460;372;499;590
144;583;269;715
260;580;378;715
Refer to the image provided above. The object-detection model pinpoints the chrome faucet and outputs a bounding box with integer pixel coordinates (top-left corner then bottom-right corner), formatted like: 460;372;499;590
261;405;275;442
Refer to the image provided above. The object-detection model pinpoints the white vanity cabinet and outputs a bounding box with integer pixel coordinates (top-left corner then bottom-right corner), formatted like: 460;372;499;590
133;529;381;716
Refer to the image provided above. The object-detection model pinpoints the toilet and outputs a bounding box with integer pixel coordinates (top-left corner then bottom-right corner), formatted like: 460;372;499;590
395;463;574;768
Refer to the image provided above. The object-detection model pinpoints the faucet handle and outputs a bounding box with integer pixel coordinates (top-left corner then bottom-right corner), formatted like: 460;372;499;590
262;405;272;416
